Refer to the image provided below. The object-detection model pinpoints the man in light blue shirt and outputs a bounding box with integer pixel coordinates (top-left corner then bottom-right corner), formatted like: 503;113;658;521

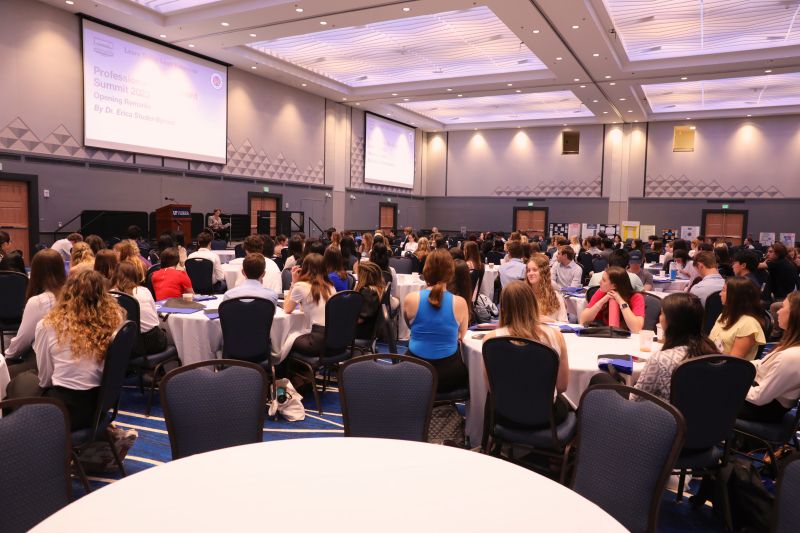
553;246;584;288
498;241;527;287
689;251;725;306
223;253;278;305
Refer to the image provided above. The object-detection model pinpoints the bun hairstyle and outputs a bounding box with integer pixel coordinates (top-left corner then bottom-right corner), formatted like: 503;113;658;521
422;249;455;308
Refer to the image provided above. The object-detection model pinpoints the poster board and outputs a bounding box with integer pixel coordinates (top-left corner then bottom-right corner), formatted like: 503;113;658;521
581;224;598;239
759;233;776;246
621;221;640;241
640;225;656;241
662;228;677;242
549;223;569;237
780;233;796;246
681;226;701;241
598;224;619;237
568;223;582;239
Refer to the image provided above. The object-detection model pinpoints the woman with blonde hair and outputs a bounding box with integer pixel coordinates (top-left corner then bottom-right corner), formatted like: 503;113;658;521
115;239;147;283
360;233;374;259
6;270;124;429
414;236;431;272
526;254;568;322
69;242;95;274
569;235;581;256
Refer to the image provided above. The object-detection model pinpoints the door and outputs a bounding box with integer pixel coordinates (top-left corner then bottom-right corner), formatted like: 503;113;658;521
702;210;747;245
513;207;548;238
379;203;397;233
249;194;278;236
0;179;30;262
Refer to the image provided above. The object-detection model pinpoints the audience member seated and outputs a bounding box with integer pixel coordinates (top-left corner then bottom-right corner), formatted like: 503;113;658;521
580;266;645;332
282;235;304;271
0;250;25;273
187;231;226;292
5;270;124;430
353;261;385;340
569;235;582;256
93;249;119;283
414;237;430;271
714;243;734;278
207;208;230;239
588;249;645;291
463;241;484;274
673;249;699;280
404;249;469;393
689;251;726;306
84;234;106;256
739;292;800;422
340;236;359;271
126;225;151;260
0;230;11;262
229;235;282;293
448;259;475;325
111;262;168;356
709;277;766;360
304;238;326;257
759;242;798;337
69;242;95;274
114;239;149;282
151;247;193;301
498;241;527;287
732;250;761;288
51;232;82;262
552;245;583;289
279;253;335;362
484;281;571;423
222;253;278;305
627;250;653;291
359;233;374;259
402;232;418;254
369;242;398;294
526;254;568;322
324;247;350;292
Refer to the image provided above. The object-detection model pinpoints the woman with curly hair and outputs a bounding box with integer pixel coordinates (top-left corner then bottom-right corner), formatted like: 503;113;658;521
6;270;124;429
114;239;147;283
526;254;568;322
69;241;95;274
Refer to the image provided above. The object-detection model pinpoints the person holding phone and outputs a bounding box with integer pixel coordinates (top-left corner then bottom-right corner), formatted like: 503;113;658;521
580;266;645;333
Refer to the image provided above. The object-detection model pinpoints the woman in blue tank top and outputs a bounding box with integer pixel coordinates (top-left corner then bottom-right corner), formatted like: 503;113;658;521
404;249;469;393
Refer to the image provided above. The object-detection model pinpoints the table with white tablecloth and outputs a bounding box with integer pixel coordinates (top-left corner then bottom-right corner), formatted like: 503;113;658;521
461;330;657;446
652;277;691;292
221;263;243;290
393;274;427;341
211;249;236;264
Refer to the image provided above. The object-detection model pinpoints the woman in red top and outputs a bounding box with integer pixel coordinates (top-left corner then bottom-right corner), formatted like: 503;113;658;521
151;247;193;301
580;266;645;332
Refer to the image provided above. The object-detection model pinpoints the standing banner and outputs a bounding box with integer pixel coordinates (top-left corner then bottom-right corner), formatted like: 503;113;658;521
549;223;569;237
599;224;619;237
662;228;677;242
621;221;641;241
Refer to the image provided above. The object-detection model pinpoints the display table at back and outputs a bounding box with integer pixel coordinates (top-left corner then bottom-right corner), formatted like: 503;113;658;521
33;438;626;533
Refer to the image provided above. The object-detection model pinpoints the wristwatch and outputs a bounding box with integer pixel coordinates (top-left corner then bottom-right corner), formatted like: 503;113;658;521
620;303;630;310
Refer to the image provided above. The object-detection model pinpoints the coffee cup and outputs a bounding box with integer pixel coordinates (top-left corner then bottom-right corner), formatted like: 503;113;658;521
182;293;193;302
639;330;654;352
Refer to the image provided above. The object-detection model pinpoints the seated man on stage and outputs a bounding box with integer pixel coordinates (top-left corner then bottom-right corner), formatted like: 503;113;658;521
207;208;230;240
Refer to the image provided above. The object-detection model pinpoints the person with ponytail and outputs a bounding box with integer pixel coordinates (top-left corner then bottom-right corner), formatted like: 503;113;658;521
403;249;469;393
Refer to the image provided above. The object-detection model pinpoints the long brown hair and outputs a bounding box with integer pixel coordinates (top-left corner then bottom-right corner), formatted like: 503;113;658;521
297;253;333;303
44;270;124;362
354;261;385;299
324;247;347;281
498;281;543;342
776;292;800;352
719;276;764;331
527;254;560;317
422;249;455;308
110;262;140;295
660;293;718;357
94;249;119;281
606;266;636;304
27;249;66;300
463;241;483;271
448;259;474;320
114;239;146;283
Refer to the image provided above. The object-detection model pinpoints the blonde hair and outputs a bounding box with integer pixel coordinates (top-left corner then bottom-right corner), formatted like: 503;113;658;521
415;237;430;259
70;242;95;268
527;254;561;317
45;270;124;362
499;281;543;342
361;233;373;255
114;239;146;283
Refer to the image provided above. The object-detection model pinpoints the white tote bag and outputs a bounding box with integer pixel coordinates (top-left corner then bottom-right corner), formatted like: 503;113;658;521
268;378;306;421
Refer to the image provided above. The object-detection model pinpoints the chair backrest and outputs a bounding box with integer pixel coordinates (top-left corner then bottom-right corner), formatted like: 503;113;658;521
323;290;364;357
160;359;268;459
389;256;413;274
643;293;662;331
0;398;71;532
109;290;141;331
671;355;755;450
346;272;357;290
585;285;600;302
572;384;686;533
338;355;436;441
486;251;505;265
210;240;227;250
219;297;276;363
775;456;800;533
482;337;559;428
0;271;28;322
234;243;245;258
703;290;723;334
185;257;214;294
281;269;292;291
592;255;608;273
645;251;660;263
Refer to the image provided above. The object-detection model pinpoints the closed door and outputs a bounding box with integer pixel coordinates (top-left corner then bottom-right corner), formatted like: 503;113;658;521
703;210;746;245
250;196;277;235
0;180;30;262
379;204;397;232
514;208;547;238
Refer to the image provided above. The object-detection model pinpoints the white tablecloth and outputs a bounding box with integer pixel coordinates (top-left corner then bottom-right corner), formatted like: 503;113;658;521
211;250;236;264
34;438;626;533
221;263;243;290
478;266;499;301
394;274;427;341
0;355;9;400
461;330;657;446
161;296;305;365
652;277;691;292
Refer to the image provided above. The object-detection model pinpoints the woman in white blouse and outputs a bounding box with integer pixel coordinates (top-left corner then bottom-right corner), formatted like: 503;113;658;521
111;262;168;356
525;254;568;323
402;232;418;254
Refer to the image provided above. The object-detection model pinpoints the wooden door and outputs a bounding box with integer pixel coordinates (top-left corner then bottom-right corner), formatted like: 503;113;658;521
0;180;30;262
379;204;397;232
721;213;745;246
702;210;747;246
249;196;277;236
513;208;547;238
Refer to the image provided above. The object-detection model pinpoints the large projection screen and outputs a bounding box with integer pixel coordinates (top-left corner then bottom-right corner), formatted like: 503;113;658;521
364;114;415;189
82;19;228;164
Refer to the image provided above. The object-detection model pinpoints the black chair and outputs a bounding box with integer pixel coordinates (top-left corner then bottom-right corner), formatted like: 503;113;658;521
570;384;686;533
643;292;662;331
281;269;292;291
160;359;268;460
591;255;608;273
774;456;800;533
185;257;214;294
109;291;180;417
219;296;276;398
234;243;245;258
703;290;723;334
389;256;413;274
210;239;227;250
338;354;436;441
144;263;161;300
585;285;600;302
470;268;484;297
733;401;800;477
486;251;505;265
645;251;660;263
669;355;756;501
0;271;28;354
287;290;364;414
71;321;138;492
0;398;71;532
481;337;576;480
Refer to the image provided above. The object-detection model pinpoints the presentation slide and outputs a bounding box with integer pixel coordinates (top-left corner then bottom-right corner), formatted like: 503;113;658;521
364;114;415;189
82;19;227;164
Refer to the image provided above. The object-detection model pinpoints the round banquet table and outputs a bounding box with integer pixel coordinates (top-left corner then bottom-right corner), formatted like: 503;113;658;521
461;329;659;446
651;277;691;292
394;273;427;341
221;263;243;290
32;438;626;533
211;249;236;264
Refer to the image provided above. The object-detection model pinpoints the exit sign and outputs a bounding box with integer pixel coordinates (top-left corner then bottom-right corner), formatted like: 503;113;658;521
722;204;729;209
527;201;534;207
263;186;270;193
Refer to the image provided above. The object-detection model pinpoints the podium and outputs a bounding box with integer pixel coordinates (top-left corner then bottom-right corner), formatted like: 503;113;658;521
155;204;192;245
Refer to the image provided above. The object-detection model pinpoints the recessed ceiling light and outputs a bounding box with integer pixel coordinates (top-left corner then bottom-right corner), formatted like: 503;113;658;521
609;82;616;86
604;75;611;79
251;66;257;69
592;99;598;103
627;110;632;112
446;88;453;92
507;83;513;87
220;22;230;26
579;85;586;88
342;97;347;101
355;103;360;106
474;128;478;131
573;78;580;82
747;114;752;117
249;33;257;37
572;25;580;29
391;93;398;96
159;34;167;38
764;69;772;73
457;94;463;97
295;6;303;13
556;57;563;61
65;0;74;4
320;21;328;25
603;111;608;114
188;44;195;48
634;120;639;122
592;53;600;57
689;126;696;130
402;7;411;12
619;98;626;101
411;122;415;125
301;83;307;87
685;117;691;120
680;76;688;80
532;29;540;34
387;113;392;116
515;89;521;93
563;123;567;126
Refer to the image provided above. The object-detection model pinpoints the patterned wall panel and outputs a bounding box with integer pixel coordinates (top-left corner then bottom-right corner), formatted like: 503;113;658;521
646;174;784;199
350;135;415;194
493;176;602;198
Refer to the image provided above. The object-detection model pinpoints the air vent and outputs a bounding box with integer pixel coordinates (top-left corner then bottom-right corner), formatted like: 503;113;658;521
673;125;695;152
562;131;580;155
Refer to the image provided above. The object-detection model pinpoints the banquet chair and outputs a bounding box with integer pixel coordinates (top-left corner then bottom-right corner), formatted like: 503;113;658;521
219;296;276;398
210;239;227;250
669;355;755;501
0;398;71;533
281;268;292;291
774;456;800;533
389;256;413;274
643;293;662;331
756;310;773;359
585;285;600;302
733;401;800;477
0;270;28;354
144;263;161;299
110;291;180;417
71;321;138;492
286;290;364;414
591;255;608;274
160;360;268;460
481;337;576;479
339;354;436;442
185;257;214;294
571;384;685;533
702;291;723;335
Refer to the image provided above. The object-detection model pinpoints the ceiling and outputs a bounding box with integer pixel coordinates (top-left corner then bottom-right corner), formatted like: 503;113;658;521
43;0;800;131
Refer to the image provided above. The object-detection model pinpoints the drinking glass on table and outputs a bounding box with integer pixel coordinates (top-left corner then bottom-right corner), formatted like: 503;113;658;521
639;330;654;351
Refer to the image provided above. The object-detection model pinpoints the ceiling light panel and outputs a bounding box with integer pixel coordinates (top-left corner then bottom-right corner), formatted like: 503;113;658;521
602;0;800;61
249;6;546;87
399;91;593;123
642;73;800;113
127;0;224;13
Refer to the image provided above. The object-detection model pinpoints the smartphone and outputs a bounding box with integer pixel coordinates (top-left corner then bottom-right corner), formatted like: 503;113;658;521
471;333;487;340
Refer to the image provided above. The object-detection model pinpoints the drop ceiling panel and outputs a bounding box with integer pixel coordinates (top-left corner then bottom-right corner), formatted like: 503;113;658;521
602;0;800;61
129;0;226;13
643;73;800;113
399;91;593;123
248;6;546;88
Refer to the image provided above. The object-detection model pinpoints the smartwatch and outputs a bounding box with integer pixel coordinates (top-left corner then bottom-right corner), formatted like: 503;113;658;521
620;303;630;310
